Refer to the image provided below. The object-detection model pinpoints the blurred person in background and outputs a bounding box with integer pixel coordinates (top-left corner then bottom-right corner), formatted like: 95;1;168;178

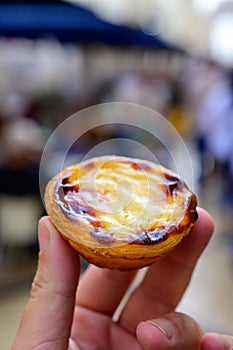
192;62;233;206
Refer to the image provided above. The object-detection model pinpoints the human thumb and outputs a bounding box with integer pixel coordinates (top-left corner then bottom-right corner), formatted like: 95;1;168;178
12;216;80;350
136;312;202;350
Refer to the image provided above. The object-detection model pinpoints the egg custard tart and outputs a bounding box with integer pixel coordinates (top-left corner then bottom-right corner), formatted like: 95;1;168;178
44;155;197;270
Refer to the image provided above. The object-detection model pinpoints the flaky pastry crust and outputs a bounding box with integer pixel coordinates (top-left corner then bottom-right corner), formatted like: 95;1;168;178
44;156;197;270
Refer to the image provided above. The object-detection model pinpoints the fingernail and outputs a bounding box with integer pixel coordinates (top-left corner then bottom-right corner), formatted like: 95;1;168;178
146;318;174;339
38;218;51;253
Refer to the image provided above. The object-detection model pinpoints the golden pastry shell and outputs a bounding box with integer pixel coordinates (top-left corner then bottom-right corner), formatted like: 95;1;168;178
44;156;198;270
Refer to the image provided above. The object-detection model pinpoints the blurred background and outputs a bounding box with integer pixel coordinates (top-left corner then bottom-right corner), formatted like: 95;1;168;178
0;1;232;348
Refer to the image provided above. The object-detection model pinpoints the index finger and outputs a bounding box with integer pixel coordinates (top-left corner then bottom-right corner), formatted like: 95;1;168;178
118;208;214;334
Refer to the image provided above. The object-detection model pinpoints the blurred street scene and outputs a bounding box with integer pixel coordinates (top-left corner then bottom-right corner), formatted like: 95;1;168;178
0;1;232;349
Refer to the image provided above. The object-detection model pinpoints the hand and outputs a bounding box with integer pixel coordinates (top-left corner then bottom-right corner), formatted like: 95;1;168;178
12;207;229;350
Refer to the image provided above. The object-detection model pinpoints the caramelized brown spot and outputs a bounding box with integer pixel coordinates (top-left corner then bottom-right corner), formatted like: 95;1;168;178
123;160;152;172
90;220;103;228
55;173;96;219
131;227;168;245
164;172;184;196
137;162;153;171
81;159;96;170
187;193;198;222
61;175;79;194
129;161;141;171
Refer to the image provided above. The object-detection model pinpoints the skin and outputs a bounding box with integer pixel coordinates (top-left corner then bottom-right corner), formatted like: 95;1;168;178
12;208;233;350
